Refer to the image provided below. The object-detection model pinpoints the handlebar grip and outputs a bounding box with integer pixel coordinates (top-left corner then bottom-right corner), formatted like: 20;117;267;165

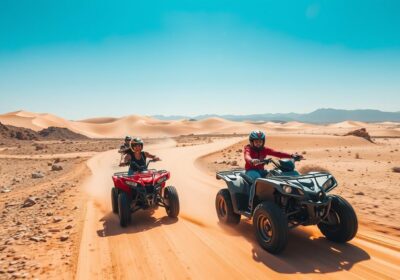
292;155;302;161
262;158;272;164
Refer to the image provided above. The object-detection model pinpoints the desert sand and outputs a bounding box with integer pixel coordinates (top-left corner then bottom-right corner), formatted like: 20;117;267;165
76;136;400;280
0;110;399;279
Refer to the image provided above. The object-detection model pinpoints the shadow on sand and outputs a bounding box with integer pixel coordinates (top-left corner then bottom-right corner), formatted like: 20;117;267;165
97;210;178;238
219;221;370;274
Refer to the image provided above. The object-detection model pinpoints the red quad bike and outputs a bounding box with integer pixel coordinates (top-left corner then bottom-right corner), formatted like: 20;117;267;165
111;159;180;227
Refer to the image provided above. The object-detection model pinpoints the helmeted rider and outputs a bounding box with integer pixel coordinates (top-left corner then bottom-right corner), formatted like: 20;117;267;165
120;137;160;175
118;136;132;154
244;130;303;207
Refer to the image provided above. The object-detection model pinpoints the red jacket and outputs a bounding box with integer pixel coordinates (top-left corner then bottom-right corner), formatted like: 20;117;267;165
244;144;292;170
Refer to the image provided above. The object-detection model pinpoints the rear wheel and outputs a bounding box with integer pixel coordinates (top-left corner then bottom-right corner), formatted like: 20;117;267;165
111;188;118;214
253;201;288;254
118;192;131;227
164;186;180;218
318;195;358;242
215;189;240;225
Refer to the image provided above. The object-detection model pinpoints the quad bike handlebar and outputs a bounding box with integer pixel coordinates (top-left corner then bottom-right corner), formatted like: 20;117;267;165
254;155;304;168
146;158;161;168
118;158;161;168
291;154;304;162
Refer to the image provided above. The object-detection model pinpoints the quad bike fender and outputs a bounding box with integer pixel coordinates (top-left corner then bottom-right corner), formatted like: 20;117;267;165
216;173;249;213
216;173;248;193
113;177;132;195
250;178;292;210
251;179;276;207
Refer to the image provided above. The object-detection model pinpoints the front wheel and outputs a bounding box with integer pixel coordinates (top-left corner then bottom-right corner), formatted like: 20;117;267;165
318;195;358;242
111;187;118;214
253;201;288;254
215;189;240;225
164;186;180;218
118;192;131;227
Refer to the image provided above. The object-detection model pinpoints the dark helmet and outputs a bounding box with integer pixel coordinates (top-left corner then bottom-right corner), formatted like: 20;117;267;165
125;135;132;142
130;137;144;149
249;130;266;149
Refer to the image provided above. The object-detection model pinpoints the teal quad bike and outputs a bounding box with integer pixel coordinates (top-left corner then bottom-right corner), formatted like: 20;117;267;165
215;157;358;254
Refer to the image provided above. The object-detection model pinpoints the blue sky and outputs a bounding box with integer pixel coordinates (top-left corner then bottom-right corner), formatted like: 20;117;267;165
0;0;399;119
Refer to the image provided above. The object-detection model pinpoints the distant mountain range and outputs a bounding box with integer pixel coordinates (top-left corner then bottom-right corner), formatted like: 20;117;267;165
152;109;400;123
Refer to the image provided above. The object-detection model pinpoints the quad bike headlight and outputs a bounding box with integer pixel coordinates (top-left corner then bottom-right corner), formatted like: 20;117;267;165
322;178;334;190
126;181;137;187
282;185;292;194
281;183;304;196
157;177;167;184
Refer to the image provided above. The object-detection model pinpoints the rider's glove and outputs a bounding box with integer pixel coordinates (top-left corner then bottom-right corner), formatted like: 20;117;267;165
251;159;261;165
291;154;303;161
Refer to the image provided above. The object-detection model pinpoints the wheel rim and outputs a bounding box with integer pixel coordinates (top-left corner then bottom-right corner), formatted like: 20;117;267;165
257;214;273;243
217;197;227;218
324;210;340;226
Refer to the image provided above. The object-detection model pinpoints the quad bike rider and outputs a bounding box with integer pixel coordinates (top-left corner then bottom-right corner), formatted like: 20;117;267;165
113;137;179;227
118;135;132;162
118;136;132;154
245;130;303;208
120;137;160;175
215;130;358;254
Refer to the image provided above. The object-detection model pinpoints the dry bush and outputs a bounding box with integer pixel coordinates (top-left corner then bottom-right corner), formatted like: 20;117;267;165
298;165;330;174
392;167;400;173
344;128;373;143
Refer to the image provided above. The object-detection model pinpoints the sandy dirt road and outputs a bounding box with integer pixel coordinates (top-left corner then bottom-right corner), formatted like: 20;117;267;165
75;138;400;280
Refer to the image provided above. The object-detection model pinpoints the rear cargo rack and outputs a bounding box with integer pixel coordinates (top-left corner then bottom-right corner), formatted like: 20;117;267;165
216;169;245;180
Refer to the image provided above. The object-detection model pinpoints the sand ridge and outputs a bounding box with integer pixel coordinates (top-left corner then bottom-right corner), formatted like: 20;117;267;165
2;110;399;138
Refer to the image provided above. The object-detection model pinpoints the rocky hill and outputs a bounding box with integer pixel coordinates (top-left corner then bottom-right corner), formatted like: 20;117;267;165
38;127;88;140
0;122;88;140
0;122;39;140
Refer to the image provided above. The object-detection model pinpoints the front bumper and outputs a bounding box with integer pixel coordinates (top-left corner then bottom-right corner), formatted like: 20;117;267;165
300;196;332;225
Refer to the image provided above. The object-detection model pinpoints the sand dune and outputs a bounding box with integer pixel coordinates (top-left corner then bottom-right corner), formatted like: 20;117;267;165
32;114;72;130
0;110;76;132
1;110;399;139
6;110;39;118
76;117;120;124
282;121;318;128
329;120;367;128
0;112;44;131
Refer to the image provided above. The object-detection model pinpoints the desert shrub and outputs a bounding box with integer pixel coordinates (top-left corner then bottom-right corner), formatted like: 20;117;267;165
298;165;329;174
392;167;400;173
